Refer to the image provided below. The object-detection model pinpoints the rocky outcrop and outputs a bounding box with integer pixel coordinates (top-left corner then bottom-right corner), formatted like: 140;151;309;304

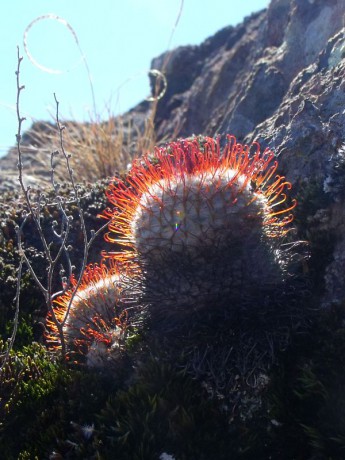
150;0;344;142
148;0;345;307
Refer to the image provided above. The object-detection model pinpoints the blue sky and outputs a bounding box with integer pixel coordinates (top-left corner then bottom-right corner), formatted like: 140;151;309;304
0;0;270;157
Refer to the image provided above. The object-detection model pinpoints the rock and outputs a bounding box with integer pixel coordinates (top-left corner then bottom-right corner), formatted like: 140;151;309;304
148;0;345;306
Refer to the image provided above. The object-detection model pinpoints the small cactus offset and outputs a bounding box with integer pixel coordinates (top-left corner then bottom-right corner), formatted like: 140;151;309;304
45;260;139;366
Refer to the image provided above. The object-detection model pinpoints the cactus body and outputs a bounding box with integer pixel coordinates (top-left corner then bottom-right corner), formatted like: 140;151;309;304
48;135;299;364
103;135;296;319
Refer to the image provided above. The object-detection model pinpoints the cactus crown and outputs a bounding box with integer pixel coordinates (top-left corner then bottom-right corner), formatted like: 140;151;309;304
102;135;296;264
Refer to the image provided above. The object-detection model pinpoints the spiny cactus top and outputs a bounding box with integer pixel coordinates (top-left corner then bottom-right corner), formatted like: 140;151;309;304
46;261;132;365
102;135;296;264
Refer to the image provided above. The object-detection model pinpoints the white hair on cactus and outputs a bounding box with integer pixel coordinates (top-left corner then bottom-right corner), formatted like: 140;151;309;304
103;135;296;262
131;168;267;257
46;262;132;363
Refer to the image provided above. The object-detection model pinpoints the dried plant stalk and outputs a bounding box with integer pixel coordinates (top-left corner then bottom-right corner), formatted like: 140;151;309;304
2;48;109;362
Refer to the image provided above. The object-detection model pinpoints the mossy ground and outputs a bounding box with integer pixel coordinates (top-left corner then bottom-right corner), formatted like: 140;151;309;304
2;306;345;460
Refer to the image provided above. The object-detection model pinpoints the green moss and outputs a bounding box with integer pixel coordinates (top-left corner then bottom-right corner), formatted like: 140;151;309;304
294;178;335;293
4;314;34;349
2;303;345;459
0;341;119;459
97;357;232;460
264;304;345;459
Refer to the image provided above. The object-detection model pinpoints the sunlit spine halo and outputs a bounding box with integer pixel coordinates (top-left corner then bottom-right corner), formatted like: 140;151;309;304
102;135;296;259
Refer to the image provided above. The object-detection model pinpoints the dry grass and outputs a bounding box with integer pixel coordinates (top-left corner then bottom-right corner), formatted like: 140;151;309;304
12;2;185;185
18;65;181;185
20;98;160;184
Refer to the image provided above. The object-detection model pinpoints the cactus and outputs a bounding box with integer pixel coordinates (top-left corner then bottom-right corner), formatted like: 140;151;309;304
102;135;297;324
47;135;299;364
46;261;138;365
